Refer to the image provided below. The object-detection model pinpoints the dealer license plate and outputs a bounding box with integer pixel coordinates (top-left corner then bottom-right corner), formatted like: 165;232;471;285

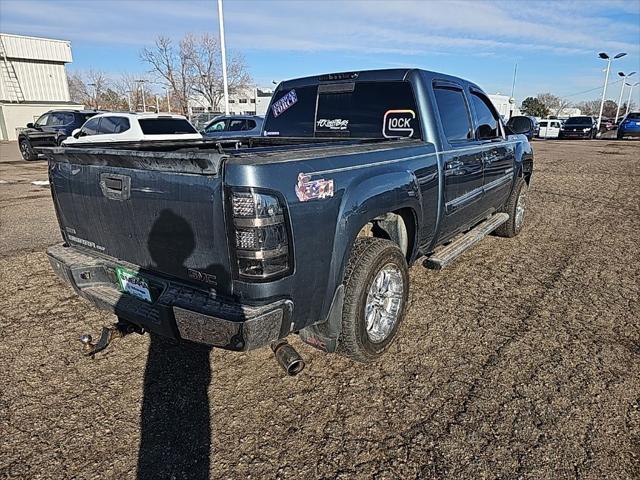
116;267;152;303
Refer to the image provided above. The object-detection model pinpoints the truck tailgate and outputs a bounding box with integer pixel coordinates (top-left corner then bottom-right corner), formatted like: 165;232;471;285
47;148;232;293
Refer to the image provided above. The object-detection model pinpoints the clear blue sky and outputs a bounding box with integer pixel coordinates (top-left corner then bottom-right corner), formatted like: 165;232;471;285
2;0;639;104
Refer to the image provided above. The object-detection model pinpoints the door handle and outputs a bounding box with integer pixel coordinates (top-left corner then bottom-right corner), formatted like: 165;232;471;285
100;173;131;200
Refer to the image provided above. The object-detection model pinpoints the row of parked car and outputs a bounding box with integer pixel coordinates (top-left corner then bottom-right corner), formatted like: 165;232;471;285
17;109;264;160
531;114;640;140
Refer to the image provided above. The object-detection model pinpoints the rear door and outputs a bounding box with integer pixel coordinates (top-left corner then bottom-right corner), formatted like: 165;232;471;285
539;121;548;137
432;82;486;239
468;89;515;209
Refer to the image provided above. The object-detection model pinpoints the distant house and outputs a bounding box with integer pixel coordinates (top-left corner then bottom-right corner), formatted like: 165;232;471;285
0;33;83;141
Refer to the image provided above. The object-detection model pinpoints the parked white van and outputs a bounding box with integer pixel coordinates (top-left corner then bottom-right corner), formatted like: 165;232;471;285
538;119;563;139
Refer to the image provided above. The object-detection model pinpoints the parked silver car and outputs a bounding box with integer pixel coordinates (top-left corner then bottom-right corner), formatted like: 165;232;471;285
201;115;263;138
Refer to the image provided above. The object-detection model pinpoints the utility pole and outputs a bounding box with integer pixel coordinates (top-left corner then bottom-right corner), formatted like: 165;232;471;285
509;63;517;119
218;0;230;115
155;95;160;113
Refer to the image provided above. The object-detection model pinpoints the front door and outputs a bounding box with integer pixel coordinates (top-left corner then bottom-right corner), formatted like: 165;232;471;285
432;83;486;240
469;89;515;209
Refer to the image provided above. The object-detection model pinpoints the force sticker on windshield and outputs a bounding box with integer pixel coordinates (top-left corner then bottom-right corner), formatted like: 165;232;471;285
383;109;416;138
316;118;349;131
271;89;298;118
295;173;334;202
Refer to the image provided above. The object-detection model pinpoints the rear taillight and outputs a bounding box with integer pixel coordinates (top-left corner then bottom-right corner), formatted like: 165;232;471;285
230;190;291;280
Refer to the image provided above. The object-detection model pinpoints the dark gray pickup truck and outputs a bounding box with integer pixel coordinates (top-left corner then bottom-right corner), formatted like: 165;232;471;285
46;69;533;374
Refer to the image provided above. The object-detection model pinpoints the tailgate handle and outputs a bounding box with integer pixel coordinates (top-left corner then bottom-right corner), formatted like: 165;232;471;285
100;173;131;200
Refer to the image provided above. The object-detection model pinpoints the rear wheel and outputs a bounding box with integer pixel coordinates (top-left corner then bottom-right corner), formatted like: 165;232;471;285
337;238;409;363
19;138;38;161
495;177;528;238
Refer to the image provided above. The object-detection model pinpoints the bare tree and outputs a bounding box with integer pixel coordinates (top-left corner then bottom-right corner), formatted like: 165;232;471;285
183;33;252;112
140;36;192;115
67;69;113;109
141;33;253;115
536;93;571;117
576;99;601;116
113;72;156;112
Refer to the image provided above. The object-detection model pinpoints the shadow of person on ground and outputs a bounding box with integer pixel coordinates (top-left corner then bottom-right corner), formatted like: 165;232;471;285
136;209;212;480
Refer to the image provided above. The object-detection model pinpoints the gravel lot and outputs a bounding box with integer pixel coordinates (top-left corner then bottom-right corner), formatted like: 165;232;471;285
1;139;639;480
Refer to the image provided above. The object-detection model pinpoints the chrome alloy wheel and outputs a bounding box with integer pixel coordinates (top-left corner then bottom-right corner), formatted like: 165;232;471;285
364;263;404;343
515;184;527;230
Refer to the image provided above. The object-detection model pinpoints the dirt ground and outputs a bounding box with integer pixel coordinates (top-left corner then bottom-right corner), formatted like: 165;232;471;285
1;139;639;480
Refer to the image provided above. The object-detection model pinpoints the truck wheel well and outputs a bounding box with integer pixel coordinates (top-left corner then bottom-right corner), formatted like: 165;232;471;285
356;208;416;262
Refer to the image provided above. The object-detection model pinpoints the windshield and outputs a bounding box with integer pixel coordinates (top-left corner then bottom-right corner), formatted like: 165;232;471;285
625;112;639;120
263;81;421;139
565;116;593;125
139;118;197;134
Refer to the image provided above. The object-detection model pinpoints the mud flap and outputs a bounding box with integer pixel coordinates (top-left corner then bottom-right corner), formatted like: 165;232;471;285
299;285;344;353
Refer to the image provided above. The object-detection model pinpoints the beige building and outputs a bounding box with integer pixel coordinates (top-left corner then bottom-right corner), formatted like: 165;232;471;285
0;33;83;141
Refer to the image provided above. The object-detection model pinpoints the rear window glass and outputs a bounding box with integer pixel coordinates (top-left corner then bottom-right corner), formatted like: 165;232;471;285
139;118;197;134
263;81;421;139
433;87;472;143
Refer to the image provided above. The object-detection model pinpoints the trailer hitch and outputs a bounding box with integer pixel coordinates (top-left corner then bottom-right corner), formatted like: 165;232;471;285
80;320;144;357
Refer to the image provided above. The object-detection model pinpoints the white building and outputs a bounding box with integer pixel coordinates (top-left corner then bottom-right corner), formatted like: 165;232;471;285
488;93;521;119
0;33;83;141
189;87;273;117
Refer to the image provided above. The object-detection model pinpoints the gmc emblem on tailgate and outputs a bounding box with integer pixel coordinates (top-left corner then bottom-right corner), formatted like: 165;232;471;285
188;269;217;286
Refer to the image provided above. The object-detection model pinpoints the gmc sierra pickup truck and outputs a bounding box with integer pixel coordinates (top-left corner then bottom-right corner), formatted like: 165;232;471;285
45;69;533;374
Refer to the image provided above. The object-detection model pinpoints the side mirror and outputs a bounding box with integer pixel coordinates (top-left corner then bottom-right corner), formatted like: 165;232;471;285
26;122;34;128
72;128;82;139
507;116;534;135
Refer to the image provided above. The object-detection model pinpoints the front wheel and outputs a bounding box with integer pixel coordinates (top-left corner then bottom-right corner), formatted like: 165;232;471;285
495;177;528;238
337;238;409;363
19;138;38;161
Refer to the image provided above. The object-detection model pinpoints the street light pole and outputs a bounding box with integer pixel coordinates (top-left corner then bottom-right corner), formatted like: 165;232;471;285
597;52;626;133
164;86;171;112
217;0;230;115
88;82;97;109
626;82;639;116
615;71;636;122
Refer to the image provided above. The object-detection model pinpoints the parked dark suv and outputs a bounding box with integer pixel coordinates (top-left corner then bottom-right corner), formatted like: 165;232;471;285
18;110;99;160
558;116;598;139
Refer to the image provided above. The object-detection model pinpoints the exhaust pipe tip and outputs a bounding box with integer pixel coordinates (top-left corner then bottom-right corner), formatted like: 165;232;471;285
271;340;305;376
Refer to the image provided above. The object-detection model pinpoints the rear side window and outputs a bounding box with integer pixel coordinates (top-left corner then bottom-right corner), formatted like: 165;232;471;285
470;91;501;139
539;121;548;127
263;81;421;138
139;118;197;134
229;119;246;131
98;116;130;134
433;87;472;143
49;112;74;126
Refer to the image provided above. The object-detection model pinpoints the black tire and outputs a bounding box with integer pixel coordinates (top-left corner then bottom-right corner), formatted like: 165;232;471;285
337;237;409;363
19;138;38;161
617;131;624;140
495;177;528;238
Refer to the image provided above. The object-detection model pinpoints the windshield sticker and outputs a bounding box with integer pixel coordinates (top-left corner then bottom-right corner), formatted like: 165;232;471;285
271;89;298;118
295;173;334;202
316;119;349;131
383;109;416;138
